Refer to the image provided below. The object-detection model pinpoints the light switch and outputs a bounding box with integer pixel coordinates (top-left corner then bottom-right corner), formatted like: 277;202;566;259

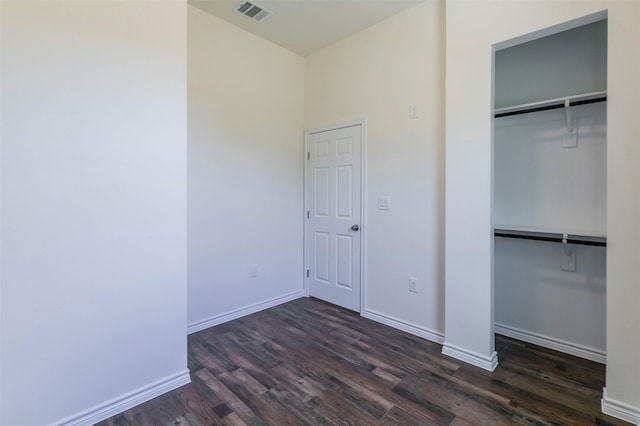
409;277;418;293
378;196;390;210
410;105;419;119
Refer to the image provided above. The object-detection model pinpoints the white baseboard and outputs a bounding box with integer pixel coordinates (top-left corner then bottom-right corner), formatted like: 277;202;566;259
50;369;191;426
602;387;640;425
495;323;606;364
363;309;444;344
442;342;498;372
187;290;305;334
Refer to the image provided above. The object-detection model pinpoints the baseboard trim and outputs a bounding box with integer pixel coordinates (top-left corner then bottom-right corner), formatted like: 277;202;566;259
495;323;606;364
363;309;444;344
50;369;191;426
187;290;305;334
442;342;498;372
602;387;640;425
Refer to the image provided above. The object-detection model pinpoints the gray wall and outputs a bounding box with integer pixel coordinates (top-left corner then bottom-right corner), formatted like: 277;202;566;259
493;20;607;361
495;20;607;109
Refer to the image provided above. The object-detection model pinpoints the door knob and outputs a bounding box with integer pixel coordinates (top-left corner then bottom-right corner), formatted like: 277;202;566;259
351;224;360;231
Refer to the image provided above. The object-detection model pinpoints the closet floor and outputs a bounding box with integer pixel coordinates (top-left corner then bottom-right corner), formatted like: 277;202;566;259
97;297;630;425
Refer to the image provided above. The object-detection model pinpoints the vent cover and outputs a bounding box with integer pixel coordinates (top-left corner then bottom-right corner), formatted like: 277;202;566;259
235;1;272;22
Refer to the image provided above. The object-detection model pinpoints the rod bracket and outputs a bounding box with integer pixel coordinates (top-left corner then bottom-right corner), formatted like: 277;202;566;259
562;233;573;256
564;99;574;133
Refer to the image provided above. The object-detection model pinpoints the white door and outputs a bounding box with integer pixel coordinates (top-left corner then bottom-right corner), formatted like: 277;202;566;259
307;124;362;312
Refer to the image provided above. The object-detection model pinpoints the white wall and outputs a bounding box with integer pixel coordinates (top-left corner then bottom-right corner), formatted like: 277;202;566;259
187;5;305;332
445;0;640;421
305;1;446;341
0;1;188;425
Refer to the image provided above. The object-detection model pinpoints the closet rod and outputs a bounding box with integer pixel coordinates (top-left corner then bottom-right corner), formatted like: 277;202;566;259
494;231;607;247
494;96;607;118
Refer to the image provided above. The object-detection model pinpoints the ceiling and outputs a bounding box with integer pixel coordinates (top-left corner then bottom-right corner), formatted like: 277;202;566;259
189;0;425;56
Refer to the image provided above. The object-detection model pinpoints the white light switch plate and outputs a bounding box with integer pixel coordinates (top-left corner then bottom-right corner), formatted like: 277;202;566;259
409;277;418;293
377;196;390;210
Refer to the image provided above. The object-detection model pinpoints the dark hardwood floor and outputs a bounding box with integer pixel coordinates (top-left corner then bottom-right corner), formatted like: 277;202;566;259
97;297;629;425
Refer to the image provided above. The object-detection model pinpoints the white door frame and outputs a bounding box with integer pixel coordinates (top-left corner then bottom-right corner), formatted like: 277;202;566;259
304;119;367;314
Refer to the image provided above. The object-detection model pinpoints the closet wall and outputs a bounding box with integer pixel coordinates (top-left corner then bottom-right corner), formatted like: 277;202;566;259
493;20;607;362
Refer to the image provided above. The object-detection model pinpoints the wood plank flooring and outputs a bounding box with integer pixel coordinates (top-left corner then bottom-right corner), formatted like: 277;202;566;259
96;297;630;425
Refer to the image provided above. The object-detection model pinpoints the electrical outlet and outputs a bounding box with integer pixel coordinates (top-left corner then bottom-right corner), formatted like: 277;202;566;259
409;277;418;293
250;264;258;278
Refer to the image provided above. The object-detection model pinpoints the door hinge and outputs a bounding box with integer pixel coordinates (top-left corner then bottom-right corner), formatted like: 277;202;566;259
306;211;310;219
307;152;310;160
306;269;309;278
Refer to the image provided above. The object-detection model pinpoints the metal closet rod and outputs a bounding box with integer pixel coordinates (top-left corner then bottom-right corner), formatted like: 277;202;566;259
494;96;607;118
494;231;607;247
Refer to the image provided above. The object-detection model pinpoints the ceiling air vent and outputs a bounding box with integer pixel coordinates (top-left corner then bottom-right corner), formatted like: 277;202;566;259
235;1;272;23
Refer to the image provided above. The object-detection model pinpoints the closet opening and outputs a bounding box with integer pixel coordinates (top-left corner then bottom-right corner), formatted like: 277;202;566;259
491;12;608;365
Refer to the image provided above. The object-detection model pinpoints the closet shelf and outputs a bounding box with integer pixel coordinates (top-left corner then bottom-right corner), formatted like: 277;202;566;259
494;226;606;247
494;91;607;118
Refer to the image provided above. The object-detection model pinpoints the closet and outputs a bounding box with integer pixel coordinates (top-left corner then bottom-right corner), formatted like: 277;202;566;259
493;19;607;363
